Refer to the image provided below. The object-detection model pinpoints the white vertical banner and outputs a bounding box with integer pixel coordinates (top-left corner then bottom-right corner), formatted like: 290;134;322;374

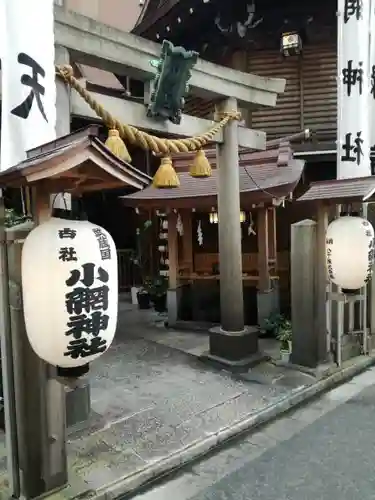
337;0;371;179
369;0;375;175
0;0;4;61
0;0;56;172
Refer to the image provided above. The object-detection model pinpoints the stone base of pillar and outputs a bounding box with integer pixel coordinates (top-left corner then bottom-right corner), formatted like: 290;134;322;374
257;283;280;329
65;380;91;429
201;326;267;371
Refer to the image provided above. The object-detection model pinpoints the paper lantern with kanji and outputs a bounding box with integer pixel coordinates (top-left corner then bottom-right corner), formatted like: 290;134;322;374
21;217;118;367
326;216;374;291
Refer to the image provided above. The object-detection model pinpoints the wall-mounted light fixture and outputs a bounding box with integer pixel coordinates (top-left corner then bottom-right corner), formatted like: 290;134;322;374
281;31;302;57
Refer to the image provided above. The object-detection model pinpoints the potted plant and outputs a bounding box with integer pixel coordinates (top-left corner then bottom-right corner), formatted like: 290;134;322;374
277;318;292;362
149;276;168;313
260;312;285;338
136;282;152;309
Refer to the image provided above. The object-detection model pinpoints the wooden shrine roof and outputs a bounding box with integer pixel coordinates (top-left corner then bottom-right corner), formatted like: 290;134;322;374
297;176;375;204
121;138;305;209
0;125;151;194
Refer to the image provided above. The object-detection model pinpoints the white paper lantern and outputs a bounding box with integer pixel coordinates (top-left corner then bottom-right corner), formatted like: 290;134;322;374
22;217;118;368
326;216;375;290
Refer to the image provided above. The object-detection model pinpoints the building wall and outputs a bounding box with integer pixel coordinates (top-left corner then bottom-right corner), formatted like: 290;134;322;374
249;44;336;140
185;44;337;143
59;0;143;32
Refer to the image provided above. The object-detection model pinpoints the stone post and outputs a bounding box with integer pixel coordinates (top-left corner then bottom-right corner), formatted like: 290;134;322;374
290;218;329;367
207;98;259;366
290;219;316;367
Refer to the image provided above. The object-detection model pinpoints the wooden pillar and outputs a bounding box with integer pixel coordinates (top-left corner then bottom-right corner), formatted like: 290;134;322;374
181;209;193;274
267;207;277;271
257;207;271;292
167;211;178;289
167;211;179;325
10;183;67;499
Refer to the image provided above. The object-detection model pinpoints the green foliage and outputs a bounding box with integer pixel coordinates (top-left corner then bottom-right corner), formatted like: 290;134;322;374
276;317;292;351
147;40;199;124
148;276;168;297
263;313;285;335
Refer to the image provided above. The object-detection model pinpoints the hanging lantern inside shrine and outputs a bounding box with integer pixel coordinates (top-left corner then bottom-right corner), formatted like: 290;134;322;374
209;211;246;224
21;217;118;368
326;215;375;291
209;212;219;224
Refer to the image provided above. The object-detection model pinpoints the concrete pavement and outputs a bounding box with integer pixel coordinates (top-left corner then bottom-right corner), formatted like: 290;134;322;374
0;302;374;499
130;366;375;500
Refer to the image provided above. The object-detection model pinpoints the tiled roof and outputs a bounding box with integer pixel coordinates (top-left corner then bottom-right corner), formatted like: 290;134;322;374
0;125;151;189
297;176;375;203
122;140;305;207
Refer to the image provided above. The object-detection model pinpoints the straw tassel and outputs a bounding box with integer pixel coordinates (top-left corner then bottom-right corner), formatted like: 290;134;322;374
153;157;180;188
189;149;212;178
105;129;132;163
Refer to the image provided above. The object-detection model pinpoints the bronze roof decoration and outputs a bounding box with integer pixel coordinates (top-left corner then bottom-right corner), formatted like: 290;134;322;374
147;40;198;125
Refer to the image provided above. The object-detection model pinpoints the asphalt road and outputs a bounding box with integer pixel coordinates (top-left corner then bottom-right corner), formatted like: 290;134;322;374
129;366;375;500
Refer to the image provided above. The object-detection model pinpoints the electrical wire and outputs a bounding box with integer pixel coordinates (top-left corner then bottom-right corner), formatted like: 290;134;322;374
243;166;281;200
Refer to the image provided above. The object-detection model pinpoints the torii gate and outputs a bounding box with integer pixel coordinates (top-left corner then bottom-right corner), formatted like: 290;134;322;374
53;7;285;337
1;6;286;498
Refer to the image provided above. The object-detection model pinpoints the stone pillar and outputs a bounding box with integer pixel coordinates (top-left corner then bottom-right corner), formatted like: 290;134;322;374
207;98;259;366
290;219;316;367
290;218;329;368
216;98;244;332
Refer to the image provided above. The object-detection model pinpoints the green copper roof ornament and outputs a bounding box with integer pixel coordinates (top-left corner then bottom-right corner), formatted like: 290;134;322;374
147;40;199;125
149;59;161;69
